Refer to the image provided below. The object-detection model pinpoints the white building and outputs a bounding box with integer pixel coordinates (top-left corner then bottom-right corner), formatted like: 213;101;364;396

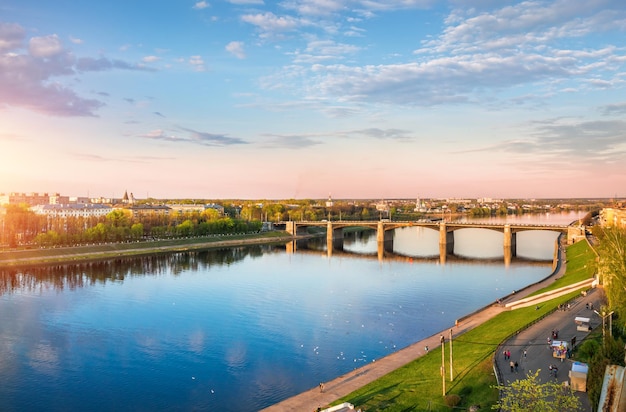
31;204;112;218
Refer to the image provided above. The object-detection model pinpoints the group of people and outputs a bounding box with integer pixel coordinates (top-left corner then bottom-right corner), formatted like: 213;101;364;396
503;349;520;373
549;364;559;378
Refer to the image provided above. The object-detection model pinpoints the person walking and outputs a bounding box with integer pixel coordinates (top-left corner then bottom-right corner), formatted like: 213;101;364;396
510;360;515;373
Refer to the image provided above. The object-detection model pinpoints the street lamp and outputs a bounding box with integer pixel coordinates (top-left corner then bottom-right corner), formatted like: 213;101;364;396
594;310;615;342
440;334;446;396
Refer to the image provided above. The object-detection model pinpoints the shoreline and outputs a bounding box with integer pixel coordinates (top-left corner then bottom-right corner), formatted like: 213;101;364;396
261;238;569;411
0;233;299;268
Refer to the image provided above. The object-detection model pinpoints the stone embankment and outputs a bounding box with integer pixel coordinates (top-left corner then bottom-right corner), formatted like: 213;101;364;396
0;234;298;268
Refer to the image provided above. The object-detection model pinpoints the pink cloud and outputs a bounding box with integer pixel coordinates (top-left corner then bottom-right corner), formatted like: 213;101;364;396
0;22;150;117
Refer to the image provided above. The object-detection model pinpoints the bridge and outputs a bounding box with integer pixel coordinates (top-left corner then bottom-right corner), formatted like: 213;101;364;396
277;220;585;265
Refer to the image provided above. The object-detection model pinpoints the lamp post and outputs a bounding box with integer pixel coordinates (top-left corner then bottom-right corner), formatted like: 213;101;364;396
449;329;454;381
594;310;615;343
440;334;446;396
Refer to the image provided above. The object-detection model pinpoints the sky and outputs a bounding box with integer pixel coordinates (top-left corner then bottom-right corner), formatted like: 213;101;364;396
0;0;625;200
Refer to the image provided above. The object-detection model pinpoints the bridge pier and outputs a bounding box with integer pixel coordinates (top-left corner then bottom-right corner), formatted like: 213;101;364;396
503;224;517;265
439;222;454;263
377;222;394;261
326;222;344;252
285;221;296;236
326;222;338;243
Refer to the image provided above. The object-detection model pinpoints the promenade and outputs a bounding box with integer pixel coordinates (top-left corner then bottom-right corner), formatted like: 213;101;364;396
262;246;598;412
495;287;602;411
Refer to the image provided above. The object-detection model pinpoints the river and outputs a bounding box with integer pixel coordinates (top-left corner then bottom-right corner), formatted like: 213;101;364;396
0;211;586;411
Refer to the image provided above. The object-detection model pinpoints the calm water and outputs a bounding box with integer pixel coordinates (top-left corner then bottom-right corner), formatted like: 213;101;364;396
0;212;586;411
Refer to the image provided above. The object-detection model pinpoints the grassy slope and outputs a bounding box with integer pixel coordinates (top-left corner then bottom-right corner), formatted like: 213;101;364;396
337;241;596;411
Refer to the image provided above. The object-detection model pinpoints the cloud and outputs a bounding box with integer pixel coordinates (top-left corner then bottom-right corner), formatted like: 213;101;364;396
193;1;210;10
0;23;153;116
68;36;83;45
600;102;626;116
292;39;360;64
226;41;246;59
263;1;626;108
0;22;25;52
140;129;182;142
75;57;155;72
71;152;175;163
529;118;626;158
301;53;576;106
142;55;161;63
189;55;206;71
228;0;264;4
262;134;323;149
461;117;626;165
153;111;165;117
260;127;413;149
29;34;63;57
352;128;413;140
241;12;304;38
139;127;248;146
180;126;248;146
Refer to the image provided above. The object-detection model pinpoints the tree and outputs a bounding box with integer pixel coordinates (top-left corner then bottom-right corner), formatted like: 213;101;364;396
492;370;581;411
597;227;626;327
176;219;194;236
130;223;144;240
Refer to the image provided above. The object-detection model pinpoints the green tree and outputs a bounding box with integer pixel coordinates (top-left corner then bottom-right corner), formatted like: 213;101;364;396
586;334;626;406
177;219;194;236
597;227;626;326
492;370;581;411
130;223;144;240
202;208;220;221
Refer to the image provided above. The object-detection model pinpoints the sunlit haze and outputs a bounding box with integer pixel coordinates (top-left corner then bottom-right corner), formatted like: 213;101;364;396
1;1;625;199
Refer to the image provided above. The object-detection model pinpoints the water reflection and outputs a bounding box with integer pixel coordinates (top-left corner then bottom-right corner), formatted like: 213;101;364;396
339;226;561;261
0;245;280;296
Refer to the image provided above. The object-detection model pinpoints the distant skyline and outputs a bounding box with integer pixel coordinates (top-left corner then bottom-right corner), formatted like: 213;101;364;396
1;1;625;200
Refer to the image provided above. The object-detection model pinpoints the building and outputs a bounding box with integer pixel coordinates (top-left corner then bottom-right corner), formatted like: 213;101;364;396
31;203;112;218
168;204;207;214
0;192;68;206
126;204;171;218
599;208;626;229
205;203;225;216
122;190;135;205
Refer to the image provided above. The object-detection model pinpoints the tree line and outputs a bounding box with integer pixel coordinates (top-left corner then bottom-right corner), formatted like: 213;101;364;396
0;205;262;248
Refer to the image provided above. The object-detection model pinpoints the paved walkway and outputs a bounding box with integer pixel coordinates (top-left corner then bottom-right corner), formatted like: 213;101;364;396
262;244;595;411
496;287;603;412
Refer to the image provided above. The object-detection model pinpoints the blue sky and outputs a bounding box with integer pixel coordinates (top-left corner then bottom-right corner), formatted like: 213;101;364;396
1;0;625;200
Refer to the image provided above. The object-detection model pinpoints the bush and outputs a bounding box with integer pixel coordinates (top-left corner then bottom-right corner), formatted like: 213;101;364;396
576;339;600;362
444;394;461;407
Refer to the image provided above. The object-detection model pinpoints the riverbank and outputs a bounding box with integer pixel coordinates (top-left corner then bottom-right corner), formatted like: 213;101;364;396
0;232;297;268
263;238;598;411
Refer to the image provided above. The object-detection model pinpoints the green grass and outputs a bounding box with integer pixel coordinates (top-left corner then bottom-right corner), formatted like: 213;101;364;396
335;241;598;411
528;240;597;297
